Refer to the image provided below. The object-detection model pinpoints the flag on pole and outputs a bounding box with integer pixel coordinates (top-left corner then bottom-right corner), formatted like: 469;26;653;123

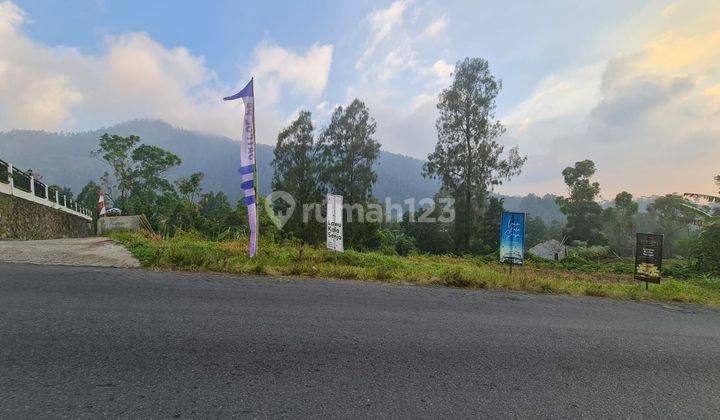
98;188;107;216
224;79;258;257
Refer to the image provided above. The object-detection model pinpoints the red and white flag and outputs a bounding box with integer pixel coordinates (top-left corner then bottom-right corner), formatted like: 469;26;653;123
98;188;107;216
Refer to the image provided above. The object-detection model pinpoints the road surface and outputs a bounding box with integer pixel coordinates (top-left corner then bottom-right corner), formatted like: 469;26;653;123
1;263;719;418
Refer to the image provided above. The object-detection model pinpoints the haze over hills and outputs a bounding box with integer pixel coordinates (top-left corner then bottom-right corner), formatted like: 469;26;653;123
0;119;439;205
0;119;568;223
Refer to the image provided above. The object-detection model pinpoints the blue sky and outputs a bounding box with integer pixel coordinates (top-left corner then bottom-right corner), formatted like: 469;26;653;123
1;0;719;196
16;0;646;113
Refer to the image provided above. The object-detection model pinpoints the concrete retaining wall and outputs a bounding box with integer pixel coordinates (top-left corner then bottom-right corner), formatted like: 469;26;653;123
0;193;91;240
97;215;151;235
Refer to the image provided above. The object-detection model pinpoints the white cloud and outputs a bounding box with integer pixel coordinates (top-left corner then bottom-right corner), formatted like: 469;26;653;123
0;0;22;33
356;0;412;70
0;1;332;146
345;1;457;157
250;43;333;105
502;63;603;134
420;16;448;39
421;59;454;86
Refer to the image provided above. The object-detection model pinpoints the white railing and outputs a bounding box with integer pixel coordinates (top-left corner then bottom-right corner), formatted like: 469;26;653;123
0;158;92;221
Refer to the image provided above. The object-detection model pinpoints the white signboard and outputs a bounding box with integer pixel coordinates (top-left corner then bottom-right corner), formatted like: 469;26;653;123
326;194;344;252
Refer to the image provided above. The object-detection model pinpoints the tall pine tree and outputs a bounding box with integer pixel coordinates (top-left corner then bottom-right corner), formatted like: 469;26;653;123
423;58;525;254
319;99;381;248
271;110;325;245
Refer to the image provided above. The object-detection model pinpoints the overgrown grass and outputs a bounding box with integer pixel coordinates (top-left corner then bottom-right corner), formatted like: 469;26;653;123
111;231;720;307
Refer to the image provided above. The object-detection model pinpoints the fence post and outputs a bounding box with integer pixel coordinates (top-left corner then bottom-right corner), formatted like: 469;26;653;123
55;190;59;207
29;175;35;195
7;163;13;193
62;195;66;207
45;185;49;202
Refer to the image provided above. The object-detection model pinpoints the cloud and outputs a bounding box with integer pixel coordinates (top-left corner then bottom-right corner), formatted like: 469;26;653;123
0;0;22;32
250;43;333;105
356;0;412;70
421;59;454;86
502;64;603;134
500;0;720;197
420;16;448;39
345;1;456;157
0;1;330;146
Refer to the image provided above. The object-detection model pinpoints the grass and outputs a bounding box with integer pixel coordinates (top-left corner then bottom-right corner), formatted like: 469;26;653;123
110;231;720;307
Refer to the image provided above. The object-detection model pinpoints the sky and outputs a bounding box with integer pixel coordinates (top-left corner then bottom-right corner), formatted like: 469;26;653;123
0;0;718;199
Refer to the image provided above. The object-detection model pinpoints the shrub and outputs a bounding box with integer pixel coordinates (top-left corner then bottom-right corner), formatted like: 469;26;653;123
569;245;612;259
694;224;720;274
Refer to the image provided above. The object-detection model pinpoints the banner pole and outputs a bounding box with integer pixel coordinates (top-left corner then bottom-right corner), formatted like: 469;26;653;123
251;77;260;251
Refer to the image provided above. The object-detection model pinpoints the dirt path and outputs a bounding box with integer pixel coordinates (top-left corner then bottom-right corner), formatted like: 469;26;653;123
0;237;140;268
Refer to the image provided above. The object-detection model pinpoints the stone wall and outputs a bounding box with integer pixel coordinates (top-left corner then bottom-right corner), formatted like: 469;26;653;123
0;193;91;240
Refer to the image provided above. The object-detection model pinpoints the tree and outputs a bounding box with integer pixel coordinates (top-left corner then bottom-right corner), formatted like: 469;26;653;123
77;181;100;214
48;185;73;200
693;223;720;274
272;110;326;245
684;174;720;204
423;57;525;253
176;172;204;202
319;100;381;248
647;194;695;258
547;220;565;242
129;144;181;195
93;134;182;228
684;175;720;272
92;134;141;209
473;196;504;254
401;195;455;255
556;160;605;245
525;216;548;248
77;181;101;232
198;192;234;239
683;174;720;227
603;191;638;256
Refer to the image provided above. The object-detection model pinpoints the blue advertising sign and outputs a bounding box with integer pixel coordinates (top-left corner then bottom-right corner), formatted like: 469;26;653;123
499;211;525;265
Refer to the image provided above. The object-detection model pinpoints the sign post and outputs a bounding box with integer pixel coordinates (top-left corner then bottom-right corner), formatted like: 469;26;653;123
499;211;526;273
634;233;663;289
326;194;344;254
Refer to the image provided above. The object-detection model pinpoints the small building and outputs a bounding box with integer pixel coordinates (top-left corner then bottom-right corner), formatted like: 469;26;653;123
529;239;567;261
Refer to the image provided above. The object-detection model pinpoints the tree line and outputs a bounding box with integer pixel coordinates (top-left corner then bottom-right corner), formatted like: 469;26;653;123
66;56;717;274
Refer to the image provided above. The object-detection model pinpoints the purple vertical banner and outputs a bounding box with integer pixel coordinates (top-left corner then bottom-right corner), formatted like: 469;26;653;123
224;79;258;257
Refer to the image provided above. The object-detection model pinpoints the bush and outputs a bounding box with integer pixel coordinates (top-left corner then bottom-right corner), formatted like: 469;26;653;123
377;229;417;257
694;224;720;274
569;245;612;259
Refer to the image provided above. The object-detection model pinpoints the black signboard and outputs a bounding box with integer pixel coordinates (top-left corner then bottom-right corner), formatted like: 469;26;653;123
634;233;663;284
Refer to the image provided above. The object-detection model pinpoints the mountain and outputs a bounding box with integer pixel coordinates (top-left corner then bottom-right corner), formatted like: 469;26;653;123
0;119;570;223
0;119;440;206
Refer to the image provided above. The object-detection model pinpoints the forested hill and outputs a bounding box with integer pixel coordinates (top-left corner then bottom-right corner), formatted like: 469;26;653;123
0;119;565;223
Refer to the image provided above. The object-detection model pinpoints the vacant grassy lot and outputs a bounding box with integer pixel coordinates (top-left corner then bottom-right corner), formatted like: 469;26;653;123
112;231;720;307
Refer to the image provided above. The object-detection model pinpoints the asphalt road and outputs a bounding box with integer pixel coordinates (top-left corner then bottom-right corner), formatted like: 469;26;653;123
1;263;719;418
